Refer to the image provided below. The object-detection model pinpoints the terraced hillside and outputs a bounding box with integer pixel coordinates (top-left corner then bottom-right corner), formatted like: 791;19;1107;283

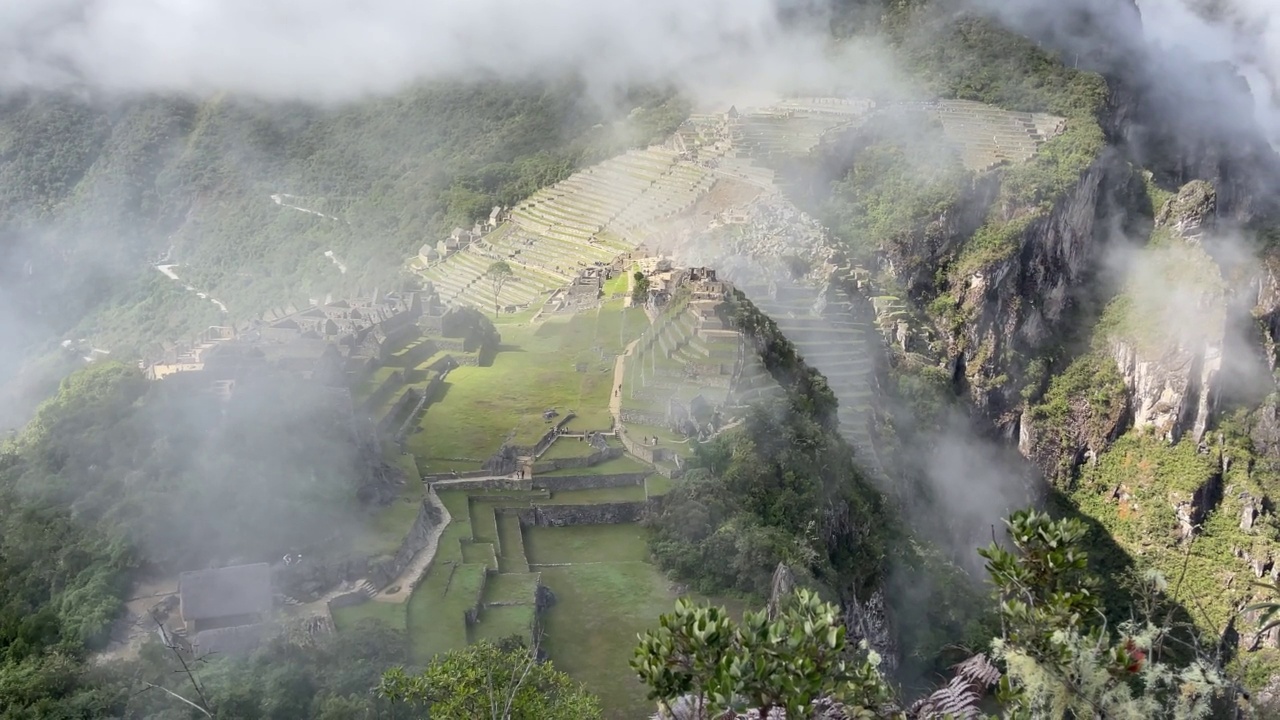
930;99;1065;170
738;279;881;468
414;147;717;311
412;96;1066;318
723;98;1065;173
361;450;687;718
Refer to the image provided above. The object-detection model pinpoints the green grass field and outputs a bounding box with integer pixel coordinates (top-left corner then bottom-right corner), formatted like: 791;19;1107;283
410;301;648;472
543;485;646;504
524;524;651;565
347;450;425;557
538;563;695;719
331;600;407;632
539;437;602;460
405;491;481;660
471;603;537;644
542;455;650;477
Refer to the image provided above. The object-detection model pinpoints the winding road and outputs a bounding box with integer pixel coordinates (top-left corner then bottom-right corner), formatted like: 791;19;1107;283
154;264;229;314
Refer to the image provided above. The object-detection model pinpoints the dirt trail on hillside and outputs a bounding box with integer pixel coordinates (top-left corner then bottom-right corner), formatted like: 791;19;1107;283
372;488;451;603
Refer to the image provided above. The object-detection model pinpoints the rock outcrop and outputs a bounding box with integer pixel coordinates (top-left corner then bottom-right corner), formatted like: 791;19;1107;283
938;153;1129;432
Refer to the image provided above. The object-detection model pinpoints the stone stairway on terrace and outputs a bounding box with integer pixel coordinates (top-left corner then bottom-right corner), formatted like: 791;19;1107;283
737;281;881;473
622;290;745;427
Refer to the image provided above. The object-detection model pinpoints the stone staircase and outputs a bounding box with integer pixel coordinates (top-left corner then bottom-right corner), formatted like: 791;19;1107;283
356;579;378;598
738;280;883;475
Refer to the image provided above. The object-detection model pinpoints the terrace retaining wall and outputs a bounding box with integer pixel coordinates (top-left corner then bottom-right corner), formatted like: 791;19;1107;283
378;387;422;434
516;500;652;527
428;477;533;491
532;472;648;491
618;428;677;465
531;446;623;474
620;408;667;426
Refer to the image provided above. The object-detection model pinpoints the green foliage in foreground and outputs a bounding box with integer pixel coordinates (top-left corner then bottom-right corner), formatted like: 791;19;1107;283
379;638;602;720
633;590;896;719
981;510;1232;719
636;509;1238;719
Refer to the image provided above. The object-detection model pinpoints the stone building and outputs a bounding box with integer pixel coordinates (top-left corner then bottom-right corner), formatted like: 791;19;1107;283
176;562;272;658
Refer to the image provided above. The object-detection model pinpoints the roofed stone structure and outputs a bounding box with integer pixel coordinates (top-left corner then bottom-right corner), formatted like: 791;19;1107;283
190;623;266;659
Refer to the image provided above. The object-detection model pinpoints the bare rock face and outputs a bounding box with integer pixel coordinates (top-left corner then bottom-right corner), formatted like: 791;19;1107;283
844;587;898;675
950;160;1113;427
1154;179;1216;240
1107;340;1220;444
1104;181;1225;445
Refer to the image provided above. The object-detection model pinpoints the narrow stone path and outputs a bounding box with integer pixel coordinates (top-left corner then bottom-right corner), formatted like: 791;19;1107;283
372;488;451;603
610;337;641;428
323;250;348;274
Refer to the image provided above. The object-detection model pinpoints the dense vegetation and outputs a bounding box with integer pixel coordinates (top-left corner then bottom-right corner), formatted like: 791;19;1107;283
634;509;1236;718
646;291;889;600
0;358;410;715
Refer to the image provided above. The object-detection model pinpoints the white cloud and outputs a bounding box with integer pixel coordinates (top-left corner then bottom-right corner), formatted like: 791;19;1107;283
0;0;850;103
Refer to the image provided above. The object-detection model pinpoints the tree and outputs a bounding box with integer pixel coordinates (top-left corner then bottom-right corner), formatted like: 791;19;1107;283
486;261;514;317
977;509;1229;719
632;270;650;304
377;638;602;720
633;590;898;719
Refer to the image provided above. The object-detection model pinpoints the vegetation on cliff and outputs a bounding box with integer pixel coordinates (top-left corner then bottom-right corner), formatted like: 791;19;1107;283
646;291;889;599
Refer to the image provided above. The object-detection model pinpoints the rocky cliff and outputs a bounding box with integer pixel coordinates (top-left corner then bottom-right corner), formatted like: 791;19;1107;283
1103;181;1226;445
942;153;1125;432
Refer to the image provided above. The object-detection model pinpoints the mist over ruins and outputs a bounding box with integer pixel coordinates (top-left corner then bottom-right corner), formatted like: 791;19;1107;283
5;0;1280;718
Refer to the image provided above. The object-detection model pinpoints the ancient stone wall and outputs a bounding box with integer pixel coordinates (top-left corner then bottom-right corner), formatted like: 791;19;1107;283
432;337;469;352
429;477;533;491
532;471;647;491
464;573;489;625
531;446;623;474
378;387;421;434
327;590;369;611
517;500;650;527
620;408;667;426
377;324;421;362
618;427;676;465
423;469;492;482
687;362;734;379
399;338;439;368
419;314;445;334
393;374;446;443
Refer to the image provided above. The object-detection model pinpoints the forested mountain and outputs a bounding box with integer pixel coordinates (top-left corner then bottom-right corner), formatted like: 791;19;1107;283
3;0;1280;717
